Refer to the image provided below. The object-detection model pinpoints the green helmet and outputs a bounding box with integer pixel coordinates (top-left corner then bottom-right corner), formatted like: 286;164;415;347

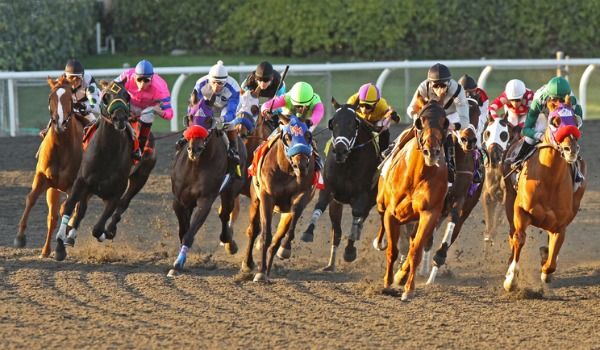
290;82;314;106
546;76;571;98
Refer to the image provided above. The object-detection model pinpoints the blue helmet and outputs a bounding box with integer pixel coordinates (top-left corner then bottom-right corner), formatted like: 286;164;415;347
135;59;154;77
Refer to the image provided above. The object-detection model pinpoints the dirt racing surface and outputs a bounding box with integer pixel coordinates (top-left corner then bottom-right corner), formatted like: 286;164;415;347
1;122;600;349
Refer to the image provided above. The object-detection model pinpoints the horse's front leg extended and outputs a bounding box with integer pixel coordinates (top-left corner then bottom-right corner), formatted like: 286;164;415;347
345;194;371;263
16;174;49;248
301;188;332;243
55;180;88;261
278;192;311;260
218;190;238;255
504;206;530;292
541;230;565;284
323;200;343;271
254;193;274;282
40;188;61;258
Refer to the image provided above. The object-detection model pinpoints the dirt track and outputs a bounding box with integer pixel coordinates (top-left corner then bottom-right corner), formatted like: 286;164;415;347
1;123;600;349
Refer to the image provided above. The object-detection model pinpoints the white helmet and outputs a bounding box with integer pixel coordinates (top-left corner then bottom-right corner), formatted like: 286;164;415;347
505;79;526;100
209;60;228;82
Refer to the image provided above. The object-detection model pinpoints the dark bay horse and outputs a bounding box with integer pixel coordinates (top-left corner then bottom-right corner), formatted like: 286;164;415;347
481;118;519;244
168;124;247;276
375;100;449;301
54;81;156;261
421;98;484;283
502;100;586;291
300;99;380;271
243;115;316;282
15;77;83;257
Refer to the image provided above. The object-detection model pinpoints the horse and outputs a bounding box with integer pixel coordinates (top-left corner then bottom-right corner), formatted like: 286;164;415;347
502;99;586;291
421;98;485;283
480;118;519;244
242;115;316;282
375;100;449;301
15;76;84;257
167;123;247;277
53;81;157;261
300;99;380;271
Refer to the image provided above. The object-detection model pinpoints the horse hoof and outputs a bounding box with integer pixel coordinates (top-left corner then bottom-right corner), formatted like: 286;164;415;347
241;261;254;273
253;273;268;283
301;225;314;242
401;290;414;302
276;247;291;260
541;272;552;284
14;235;26;248
225;241;238;255
95;233;106;242
39;249;50;259
343;246;357;262
321;265;335;272
503;279;516;292
167;269;178;277
372;238;387;251
66;237;75;247
54;239;67;261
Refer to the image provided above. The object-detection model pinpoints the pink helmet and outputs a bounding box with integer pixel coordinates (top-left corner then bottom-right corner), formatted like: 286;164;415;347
358;83;380;105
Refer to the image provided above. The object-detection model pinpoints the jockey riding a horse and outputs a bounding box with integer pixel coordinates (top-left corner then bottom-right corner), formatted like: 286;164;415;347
489;79;535;129
40;59;99;139
177;60;242;178
458;74;488;149
511;76;584;184
347;83;400;156
113;59;173;160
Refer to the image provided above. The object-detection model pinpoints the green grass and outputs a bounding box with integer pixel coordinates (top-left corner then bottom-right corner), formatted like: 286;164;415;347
14;54;600;134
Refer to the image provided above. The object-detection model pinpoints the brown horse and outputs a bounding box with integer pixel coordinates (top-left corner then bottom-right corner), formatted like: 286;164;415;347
375;100;449;301
481;118;519;244
15;77;83;257
502;99;586;291
421;98;485;283
243;115;315;282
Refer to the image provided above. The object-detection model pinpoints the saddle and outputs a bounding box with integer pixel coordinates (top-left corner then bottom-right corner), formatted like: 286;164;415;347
82;120;149;164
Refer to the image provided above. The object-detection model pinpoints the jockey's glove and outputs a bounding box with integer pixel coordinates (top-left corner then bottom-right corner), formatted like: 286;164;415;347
390;111;400;123
534;132;544;141
73;102;88;115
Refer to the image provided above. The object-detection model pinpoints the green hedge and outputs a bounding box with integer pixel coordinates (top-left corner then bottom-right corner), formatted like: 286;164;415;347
110;0;600;59
0;0;97;71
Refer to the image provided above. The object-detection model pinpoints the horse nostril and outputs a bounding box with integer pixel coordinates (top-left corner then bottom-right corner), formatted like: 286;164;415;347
433;149;440;157
423;149;430;157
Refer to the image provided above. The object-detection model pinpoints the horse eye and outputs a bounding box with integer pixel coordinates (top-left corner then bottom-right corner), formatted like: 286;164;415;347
500;131;508;142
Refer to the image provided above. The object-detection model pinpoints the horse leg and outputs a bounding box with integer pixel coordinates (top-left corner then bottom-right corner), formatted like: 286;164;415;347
277;193;311;260
482;192;495;243
218;190;238;255
228;196;240;237
55;179;88;261
172;200;191;243
254;193;274;282
383;209;400;289
40;188;61;258
323;200;343;271
541;230;565;284
269;213;292;272
419;224;435;277
344;195;370;263
242;195;260;273
301;188;332;243
168;196;215;276
504;207;530;292
402;211;440;301
15;174;48;248
428;207;461;284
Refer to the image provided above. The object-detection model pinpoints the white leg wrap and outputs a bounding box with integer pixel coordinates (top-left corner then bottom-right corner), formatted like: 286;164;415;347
426;266;439;285
56;215;70;241
419;250;431;276
504;259;519;291
67;228;77;240
348;217;363;241
441;222;456;246
310;209;323;226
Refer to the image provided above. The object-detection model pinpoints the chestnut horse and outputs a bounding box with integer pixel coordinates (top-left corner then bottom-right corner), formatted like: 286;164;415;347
481;118;519;244
243;115;316;282
15;77;83;257
421;98;484;283
54;81;157;261
502;100;586;291
376;100;449;301
168;125;247;276
301;99;380;271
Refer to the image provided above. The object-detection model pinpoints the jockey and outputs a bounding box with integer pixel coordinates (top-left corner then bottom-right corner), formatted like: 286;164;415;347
115;59;173;160
185;60;242;177
238;61;286;129
40;59;100;138
260;81;325;169
346;83;399;154
405;63;470;182
458;74;488;148
488;79;534;128
512;76;584;182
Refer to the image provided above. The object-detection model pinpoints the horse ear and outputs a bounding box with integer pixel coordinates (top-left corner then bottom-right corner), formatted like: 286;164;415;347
564;94;571;106
414;117;423;130
328;118;333;130
331;97;340;110
47;76;55;89
550;116;562;128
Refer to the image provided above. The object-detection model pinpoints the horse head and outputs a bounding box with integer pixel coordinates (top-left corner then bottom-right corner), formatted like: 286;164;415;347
482;118;509;167
100;81;130;131
47;76;74;134
233;90;259;138
414;100;449;167
281;116;313;179
329;97;360;164
183;125;210;161
456;98;480;152
546;99;582;164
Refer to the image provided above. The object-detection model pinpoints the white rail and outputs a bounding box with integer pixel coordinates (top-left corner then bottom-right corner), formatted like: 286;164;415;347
2;58;598;136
